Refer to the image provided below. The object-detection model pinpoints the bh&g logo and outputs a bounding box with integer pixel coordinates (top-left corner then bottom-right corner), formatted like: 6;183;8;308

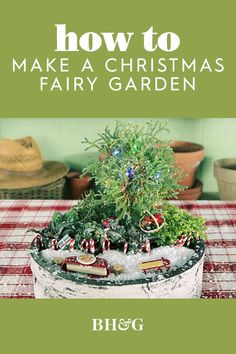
92;318;144;332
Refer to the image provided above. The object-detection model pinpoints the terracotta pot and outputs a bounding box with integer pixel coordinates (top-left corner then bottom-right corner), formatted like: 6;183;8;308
171;141;204;188
99;152;106;161
214;158;236;200
176;179;203;200
66;171;91;199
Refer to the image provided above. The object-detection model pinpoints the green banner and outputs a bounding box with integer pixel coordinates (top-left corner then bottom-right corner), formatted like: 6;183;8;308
0;299;235;353
0;0;235;117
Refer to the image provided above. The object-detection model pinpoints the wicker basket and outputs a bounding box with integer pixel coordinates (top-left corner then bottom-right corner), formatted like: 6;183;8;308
0;178;65;199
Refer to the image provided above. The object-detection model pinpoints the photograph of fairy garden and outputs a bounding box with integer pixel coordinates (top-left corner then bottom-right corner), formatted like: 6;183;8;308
1;118;236;299
27;121;206;298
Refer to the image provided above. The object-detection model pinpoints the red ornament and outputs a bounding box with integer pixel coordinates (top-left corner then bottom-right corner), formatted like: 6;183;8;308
143;213;163;227
144;216;152;223
153;213;163;223
101;217;116;228
102;219;110;228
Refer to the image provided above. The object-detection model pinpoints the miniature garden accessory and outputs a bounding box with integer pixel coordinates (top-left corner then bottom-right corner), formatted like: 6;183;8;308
140;258;171;272
111;264;125;275
61;256;109;277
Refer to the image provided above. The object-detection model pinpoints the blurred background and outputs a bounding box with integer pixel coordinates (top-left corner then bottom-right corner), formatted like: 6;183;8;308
1;117;236;199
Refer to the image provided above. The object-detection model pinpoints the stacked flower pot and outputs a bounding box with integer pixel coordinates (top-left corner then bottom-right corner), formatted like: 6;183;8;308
65;151;99;199
214;159;236;200
171;141;204;200
66;171;91;199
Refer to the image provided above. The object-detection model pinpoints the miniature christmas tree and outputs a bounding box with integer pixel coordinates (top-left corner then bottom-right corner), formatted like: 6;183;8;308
32;121;206;254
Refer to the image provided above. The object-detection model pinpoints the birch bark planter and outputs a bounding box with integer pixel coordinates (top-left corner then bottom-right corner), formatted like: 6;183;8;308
214;158;236;200
30;240;205;299
171;141;204;188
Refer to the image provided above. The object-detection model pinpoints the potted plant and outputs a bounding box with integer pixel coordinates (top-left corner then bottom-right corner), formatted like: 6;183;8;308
66;171;91;199
170;141;204;200
214;158;236;200
30;121;207;298
175;180;203;200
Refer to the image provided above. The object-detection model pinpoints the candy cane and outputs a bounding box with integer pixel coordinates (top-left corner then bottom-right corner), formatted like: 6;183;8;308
176;236;186;247
139;239;151;253
123;241;128;254
80;239;89;253
89;239;95;254
139;244;144;253
175;235;190;247
51;239;58;250
33;235;44;249
33;236;38;247
70;239;75;251
102;238;110;253
145;239;151;253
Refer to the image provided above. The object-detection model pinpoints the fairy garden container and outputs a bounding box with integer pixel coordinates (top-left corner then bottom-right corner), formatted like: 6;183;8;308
171;141;204;200
214;158;236;200
29;122;207;298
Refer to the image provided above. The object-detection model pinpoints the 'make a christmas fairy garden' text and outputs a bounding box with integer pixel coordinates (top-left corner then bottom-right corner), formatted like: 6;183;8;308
12;57;224;92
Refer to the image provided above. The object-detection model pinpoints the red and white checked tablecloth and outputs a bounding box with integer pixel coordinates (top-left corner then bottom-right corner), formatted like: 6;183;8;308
0;200;236;299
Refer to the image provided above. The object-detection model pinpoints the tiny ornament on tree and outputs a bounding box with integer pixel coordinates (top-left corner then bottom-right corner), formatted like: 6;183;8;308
155;172;161;181
133;144;139;154
112;147;122;158
126;166;135;180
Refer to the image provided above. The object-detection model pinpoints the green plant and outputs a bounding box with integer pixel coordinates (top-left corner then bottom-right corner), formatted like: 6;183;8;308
82;121;184;223
31;121;207;253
